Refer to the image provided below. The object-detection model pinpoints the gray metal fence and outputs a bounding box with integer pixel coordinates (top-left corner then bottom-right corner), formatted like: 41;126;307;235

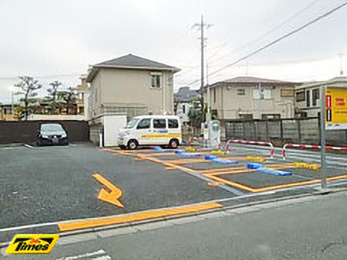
225;117;347;146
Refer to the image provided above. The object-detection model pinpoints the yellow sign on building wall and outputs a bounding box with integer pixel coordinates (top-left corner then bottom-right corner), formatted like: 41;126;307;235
325;87;347;130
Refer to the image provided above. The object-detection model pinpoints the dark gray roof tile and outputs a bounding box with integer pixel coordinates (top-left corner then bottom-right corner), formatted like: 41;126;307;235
174;87;200;102
95;54;179;71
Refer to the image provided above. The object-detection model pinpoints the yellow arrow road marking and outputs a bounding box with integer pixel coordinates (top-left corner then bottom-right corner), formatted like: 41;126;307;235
93;173;125;208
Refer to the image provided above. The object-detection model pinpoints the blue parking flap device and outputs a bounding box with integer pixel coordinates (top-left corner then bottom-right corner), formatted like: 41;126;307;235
212;158;238;164
205;155;218;160
153;146;171;152
175;150;186;154
247;163;263;169
182;153;201;158
258;168;292;176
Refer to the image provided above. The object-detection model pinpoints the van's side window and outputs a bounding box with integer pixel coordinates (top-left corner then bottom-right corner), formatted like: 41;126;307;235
153;119;166;129
137;119;151;129
168;119;179;128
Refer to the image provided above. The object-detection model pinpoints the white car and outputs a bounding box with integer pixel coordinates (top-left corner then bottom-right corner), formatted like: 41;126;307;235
117;115;182;150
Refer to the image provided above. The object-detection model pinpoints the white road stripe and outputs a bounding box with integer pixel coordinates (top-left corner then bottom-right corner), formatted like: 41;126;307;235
24;144;34;148
92;256;112;260
56;249;106;260
1;146;22;150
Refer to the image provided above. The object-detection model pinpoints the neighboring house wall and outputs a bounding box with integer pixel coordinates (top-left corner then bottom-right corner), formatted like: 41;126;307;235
89;68;174;118
176;102;193;123
209;83;295;120
90;71;102;118
84;85;91;121
101;68;173;115
86;54;179;146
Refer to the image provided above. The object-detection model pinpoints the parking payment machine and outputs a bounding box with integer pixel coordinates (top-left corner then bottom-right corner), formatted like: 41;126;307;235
209;120;221;144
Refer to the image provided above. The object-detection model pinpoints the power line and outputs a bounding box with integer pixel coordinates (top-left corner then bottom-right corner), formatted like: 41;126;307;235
251;0;322;43
209;0;322;65
187;1;347;85
206;42;229;61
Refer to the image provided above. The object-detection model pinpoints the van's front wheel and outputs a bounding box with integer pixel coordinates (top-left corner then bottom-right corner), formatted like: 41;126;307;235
169;139;179;149
127;139;138;150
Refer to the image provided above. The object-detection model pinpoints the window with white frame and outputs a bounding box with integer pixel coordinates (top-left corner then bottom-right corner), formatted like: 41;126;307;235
253;89;271;99
150;72;162;88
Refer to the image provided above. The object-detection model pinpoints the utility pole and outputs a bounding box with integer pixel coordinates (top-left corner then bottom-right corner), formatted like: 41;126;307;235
206;63;211;123
194;16;211;128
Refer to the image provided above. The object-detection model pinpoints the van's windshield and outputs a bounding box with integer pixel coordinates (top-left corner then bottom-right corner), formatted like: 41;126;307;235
125;118;139;129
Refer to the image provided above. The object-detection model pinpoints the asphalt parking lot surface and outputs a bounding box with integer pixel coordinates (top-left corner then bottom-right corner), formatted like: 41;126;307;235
1;142;347;243
0;144;233;229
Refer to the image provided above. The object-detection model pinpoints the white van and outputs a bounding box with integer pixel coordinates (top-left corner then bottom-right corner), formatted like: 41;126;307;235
117;115;182;150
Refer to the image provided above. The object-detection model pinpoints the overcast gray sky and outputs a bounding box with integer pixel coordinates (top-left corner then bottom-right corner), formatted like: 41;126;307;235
1;0;347;103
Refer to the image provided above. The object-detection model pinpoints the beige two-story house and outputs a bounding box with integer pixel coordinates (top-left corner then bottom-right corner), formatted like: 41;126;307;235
86;54;180;120
206;76;297;121
86;54;180;145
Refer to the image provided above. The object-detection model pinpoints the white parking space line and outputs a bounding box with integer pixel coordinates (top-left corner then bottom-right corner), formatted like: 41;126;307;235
24;144;34;148
92;256;112;260
56;249;110;260
1;147;20;150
